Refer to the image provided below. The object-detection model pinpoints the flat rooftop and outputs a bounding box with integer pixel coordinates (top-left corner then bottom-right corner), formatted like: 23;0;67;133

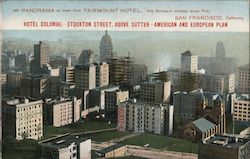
205;134;249;149
40;134;90;149
2;96;42;106
237;94;250;101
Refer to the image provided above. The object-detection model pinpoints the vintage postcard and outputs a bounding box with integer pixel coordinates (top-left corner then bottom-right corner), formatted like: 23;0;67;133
1;0;249;159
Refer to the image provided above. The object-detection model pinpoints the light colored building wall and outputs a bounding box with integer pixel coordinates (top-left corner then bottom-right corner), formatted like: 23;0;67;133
60;66;74;82
73;97;82;122
3;98;43;140
53;101;73;127
45;97;81;127
163;81;171;103
98;62;109;87
119;101;173;135
105;146;127;158
168;105;174;135
40;135;91;159
181;51;198;73
80;139;92;159
126;102;145;133
236;65;249;94
145;105;162;134
233;96;250;122
1;73;7;86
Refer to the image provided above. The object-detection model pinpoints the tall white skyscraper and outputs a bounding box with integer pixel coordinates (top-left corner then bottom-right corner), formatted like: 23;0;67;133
181;50;198;73
100;30;113;63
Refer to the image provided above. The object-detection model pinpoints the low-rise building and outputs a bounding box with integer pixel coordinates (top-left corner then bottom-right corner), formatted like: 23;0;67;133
40;134;91;159
198;134;250;159
180;117;217;142
96;144;127;158
2;96;43;140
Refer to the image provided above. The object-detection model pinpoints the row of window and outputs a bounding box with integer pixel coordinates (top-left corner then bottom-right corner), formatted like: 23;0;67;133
234;103;250;106
17;105;41;112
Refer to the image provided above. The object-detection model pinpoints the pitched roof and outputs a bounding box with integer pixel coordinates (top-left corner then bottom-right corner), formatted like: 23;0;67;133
192;117;216;132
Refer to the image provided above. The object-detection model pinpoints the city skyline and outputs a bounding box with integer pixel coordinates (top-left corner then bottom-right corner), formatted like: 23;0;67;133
3;30;249;72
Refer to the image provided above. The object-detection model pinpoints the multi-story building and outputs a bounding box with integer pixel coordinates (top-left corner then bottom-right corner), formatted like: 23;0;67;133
74;64;96;91
49;55;69;68
59;82;76;98
59;66;74;82
44;97;81;127
15;54;28;73
105;90;129;118
233;94;250;122
178;93;226;141
1;54;10;73
31;41;50;74
236;65;250;94
118;100;174;135
198;134;250;159
109;56;134;85
123;100;145;133
20;75;48;99
79;49;94;65
2;96;43;140
44;76;61;98
88;85;120;109
200;73;235;93
100;30;113;63
1;73;7;88
34;41;49;67
181;50;198;73
128;64;147;85
174;89;227;127
6;72;22;89
95;62;109;87
140;80;171;103
179;72;200;92
40;134;91;159
166;68;181;90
